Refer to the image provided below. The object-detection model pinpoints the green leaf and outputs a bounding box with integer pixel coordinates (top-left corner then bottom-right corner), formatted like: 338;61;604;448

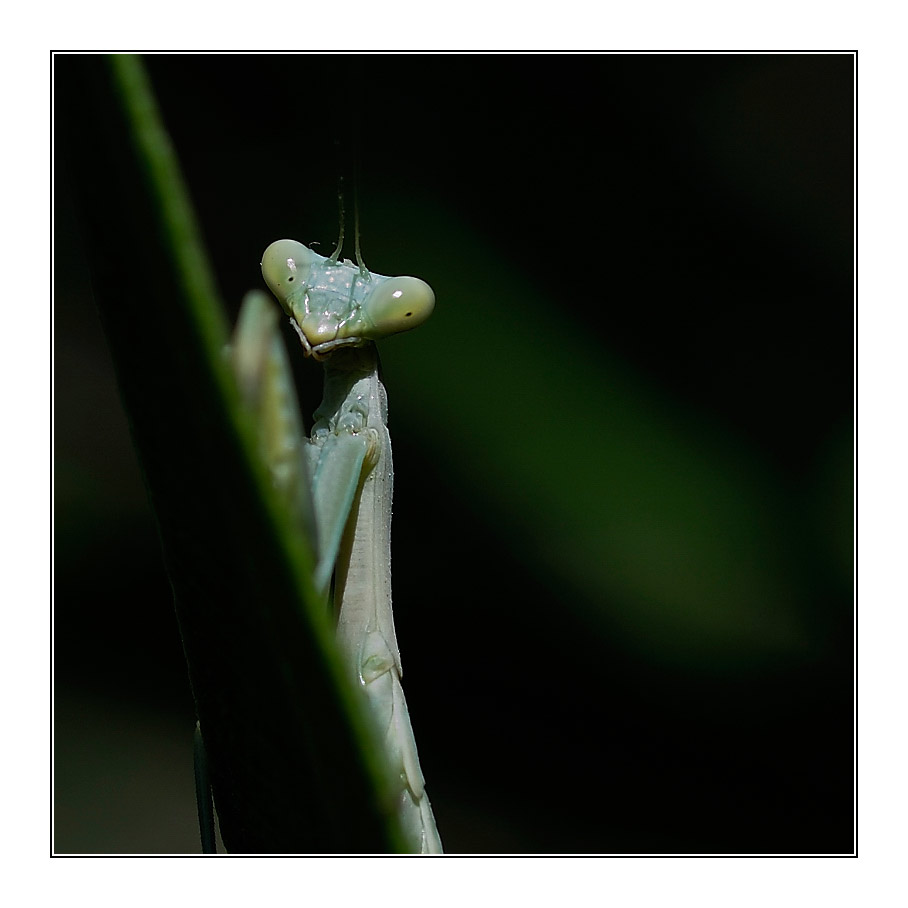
56;53;407;853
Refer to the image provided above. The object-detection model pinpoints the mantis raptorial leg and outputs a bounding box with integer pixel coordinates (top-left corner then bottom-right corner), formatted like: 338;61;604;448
205;236;440;853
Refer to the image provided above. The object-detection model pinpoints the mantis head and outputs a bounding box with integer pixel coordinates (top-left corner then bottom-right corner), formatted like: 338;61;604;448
261;239;435;358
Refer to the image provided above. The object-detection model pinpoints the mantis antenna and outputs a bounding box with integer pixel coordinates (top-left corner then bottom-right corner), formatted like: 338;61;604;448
352;145;369;279
327;168;370;280
328;176;345;265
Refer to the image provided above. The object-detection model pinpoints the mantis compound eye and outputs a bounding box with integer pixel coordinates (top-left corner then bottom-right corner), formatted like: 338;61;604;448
261;239;315;303
364;276;435;338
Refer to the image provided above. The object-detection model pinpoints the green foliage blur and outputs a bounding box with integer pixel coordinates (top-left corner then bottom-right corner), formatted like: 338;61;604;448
55;53;853;854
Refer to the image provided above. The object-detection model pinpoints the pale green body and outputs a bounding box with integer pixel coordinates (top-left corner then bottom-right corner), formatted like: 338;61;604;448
227;240;440;853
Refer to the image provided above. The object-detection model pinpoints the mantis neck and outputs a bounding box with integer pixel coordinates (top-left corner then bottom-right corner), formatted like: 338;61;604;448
319;344;401;681
313;344;380;427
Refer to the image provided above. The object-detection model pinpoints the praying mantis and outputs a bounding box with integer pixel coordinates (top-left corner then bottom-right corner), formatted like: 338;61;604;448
208;234;442;854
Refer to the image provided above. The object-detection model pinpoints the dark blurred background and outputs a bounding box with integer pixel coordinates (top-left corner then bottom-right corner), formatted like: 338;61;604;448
54;53;854;854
